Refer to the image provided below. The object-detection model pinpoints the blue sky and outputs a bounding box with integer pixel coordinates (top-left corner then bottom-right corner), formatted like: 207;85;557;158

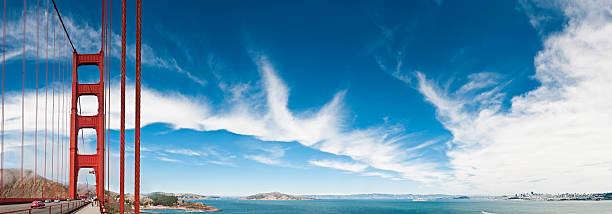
1;0;612;196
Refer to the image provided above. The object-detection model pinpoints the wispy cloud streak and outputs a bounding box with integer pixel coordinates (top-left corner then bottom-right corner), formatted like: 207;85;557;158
415;0;612;194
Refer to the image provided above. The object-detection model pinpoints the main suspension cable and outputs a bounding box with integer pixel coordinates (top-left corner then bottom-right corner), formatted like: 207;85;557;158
50;0;75;53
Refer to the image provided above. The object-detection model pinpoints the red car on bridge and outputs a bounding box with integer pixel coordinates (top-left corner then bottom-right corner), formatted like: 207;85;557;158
30;201;45;208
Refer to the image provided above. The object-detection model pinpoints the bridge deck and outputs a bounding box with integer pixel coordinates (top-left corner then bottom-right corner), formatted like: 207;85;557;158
0;201;88;214
74;203;101;214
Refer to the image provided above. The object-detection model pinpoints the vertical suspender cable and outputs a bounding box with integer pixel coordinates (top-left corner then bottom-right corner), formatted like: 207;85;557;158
21;0;26;199
120;0;126;210
66;42;69;199
65;11;69;201
56;21;60;198
35;0;40;198
43;0;49;199
1;0;5;200
60;38;64;198
106;0;111;207
135;0;142;213
60;35;68;199
120;0;126;212
61;42;64;198
106;72;109;206
62;42;64;199
58;38;61;198
101;0;105;207
104;1;108;205
56;19;60;199
57;20;60;200
63;43;66;199
59;27;63;200
56;28;60;198
54;19;58;198
51;13;55;199
65;42;69;199
63;44;65;198
64;40;67;198
64;43;67;199
59;36;63;199
108;0;111;205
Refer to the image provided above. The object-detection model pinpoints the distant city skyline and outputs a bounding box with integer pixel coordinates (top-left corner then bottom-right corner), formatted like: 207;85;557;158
1;0;611;196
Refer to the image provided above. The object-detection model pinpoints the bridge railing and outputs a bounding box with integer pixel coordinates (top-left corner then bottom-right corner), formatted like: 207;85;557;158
0;200;90;214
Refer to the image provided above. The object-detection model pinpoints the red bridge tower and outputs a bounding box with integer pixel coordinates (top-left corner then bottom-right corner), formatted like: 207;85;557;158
68;0;107;203
68;52;105;202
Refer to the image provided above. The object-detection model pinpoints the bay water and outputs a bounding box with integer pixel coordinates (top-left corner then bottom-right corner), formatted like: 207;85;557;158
144;199;612;213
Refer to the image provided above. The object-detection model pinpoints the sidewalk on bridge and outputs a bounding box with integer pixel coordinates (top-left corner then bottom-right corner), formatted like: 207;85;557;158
73;203;101;214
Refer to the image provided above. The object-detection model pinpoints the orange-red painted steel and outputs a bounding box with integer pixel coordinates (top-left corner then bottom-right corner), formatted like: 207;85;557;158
21;0;26;199
43;0;49;200
120;0;126;213
69;51;106;203
34;0;40;199
135;0;142;213
69;51;105;203
0;1;135;209
105;0;111;210
1;0;5;200
69;1;106;207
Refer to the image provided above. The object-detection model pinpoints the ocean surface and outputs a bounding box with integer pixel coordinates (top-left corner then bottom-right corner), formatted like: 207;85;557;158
144;199;612;214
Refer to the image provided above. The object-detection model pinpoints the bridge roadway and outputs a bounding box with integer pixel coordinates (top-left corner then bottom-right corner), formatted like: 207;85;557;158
0;200;90;214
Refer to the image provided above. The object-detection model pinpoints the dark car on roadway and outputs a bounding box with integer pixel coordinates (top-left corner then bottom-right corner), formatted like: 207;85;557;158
30;201;45;208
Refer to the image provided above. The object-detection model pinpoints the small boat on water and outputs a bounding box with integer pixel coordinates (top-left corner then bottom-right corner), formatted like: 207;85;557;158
412;198;427;201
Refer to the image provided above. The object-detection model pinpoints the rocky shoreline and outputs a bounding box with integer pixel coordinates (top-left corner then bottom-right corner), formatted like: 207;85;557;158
144;201;221;212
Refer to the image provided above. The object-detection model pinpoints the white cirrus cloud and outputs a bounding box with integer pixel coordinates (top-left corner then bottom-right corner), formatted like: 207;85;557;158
156;157;181;163
362;171;395;179
2;5;448;186
309;159;368;173
244;155;283;166
166;148;204;157
196;55;447;183
414;0;612;194
0;6;203;86
244;144;288;167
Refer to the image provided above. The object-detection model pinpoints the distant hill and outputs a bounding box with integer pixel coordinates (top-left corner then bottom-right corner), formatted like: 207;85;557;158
142;192;220;200
0;168;67;198
175;193;220;200
304;193;467;200
242;192;313;200
0;168;99;199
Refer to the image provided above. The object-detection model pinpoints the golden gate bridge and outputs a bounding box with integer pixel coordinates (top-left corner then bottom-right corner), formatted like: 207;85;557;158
0;0;142;214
